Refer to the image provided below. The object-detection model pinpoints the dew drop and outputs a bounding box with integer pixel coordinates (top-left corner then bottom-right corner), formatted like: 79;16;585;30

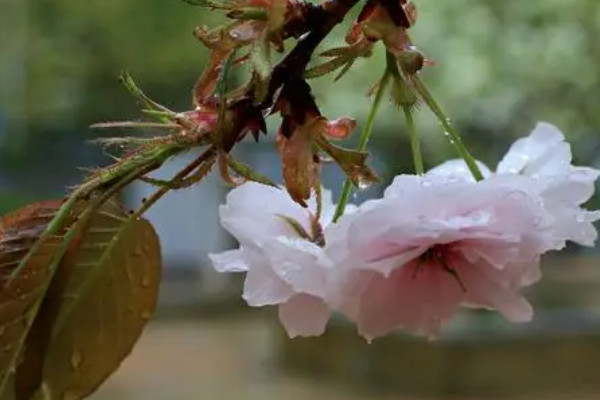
70;351;82;370
140;275;152;288
421;180;433;188
505;190;527;201
576;214;585;223
356;177;371;190
141;310;153;320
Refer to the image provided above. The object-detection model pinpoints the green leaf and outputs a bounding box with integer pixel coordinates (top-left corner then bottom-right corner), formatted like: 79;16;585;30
250;38;271;102
314;134;379;188
333;60;356;82
304;56;350;79
275;214;311;241
225;154;277;187
16;200;161;400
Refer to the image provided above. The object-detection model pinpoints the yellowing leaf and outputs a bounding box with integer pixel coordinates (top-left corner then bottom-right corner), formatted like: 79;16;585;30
18;200;161;400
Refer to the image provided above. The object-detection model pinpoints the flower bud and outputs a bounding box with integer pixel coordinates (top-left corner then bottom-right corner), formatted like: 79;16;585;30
390;76;417;108
398;46;424;75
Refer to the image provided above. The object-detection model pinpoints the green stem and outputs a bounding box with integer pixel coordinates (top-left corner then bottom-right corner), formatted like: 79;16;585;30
333;67;392;222
411;76;483;181
402;105;424;175
133;147;217;219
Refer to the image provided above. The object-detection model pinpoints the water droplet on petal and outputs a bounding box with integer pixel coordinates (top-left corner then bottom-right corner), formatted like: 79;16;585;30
505;190;527;201
576;214;585;223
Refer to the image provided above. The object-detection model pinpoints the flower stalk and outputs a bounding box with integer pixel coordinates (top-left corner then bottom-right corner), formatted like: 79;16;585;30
411;75;483;181
332;62;392;222
402;105;423;175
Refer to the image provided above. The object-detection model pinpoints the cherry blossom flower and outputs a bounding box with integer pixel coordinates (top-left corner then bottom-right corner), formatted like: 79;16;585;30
211;123;598;341
209;182;337;337
326;173;550;340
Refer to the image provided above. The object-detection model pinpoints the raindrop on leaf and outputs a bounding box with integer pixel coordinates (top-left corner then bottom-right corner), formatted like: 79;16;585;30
69;351;82;370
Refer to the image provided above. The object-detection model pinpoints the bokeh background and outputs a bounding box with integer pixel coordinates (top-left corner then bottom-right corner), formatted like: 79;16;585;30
1;0;600;399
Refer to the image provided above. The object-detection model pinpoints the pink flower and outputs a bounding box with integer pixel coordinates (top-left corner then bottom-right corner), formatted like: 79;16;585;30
210;182;336;337
431;122;600;248
327;173;549;340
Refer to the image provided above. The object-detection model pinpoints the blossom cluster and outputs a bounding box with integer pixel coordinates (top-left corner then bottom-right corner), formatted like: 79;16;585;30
210;123;599;341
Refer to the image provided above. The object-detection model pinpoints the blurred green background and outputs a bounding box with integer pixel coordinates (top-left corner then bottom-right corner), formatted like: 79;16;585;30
1;0;600;399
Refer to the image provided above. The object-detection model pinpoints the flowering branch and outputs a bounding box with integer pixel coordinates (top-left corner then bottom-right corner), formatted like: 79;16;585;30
2;0;598;398
260;0;361;107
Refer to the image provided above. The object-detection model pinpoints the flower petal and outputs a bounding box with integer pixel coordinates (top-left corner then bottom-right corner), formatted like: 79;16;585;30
242;250;294;306
264;236;331;297
209;248;249;273
219;182;310;245
497;122;571;177
278;294;331;337
427;159;491;182
458;261;534;323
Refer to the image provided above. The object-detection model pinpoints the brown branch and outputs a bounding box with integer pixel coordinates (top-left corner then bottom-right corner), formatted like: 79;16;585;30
218;0;361;148
263;0;361;107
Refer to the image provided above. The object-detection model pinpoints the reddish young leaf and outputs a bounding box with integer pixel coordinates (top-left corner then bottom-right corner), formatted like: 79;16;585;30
15;200;161;400
0;201;66;399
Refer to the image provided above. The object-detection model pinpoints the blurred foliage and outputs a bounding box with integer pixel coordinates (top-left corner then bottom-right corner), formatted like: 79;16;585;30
0;0;215;159
0;0;599;196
